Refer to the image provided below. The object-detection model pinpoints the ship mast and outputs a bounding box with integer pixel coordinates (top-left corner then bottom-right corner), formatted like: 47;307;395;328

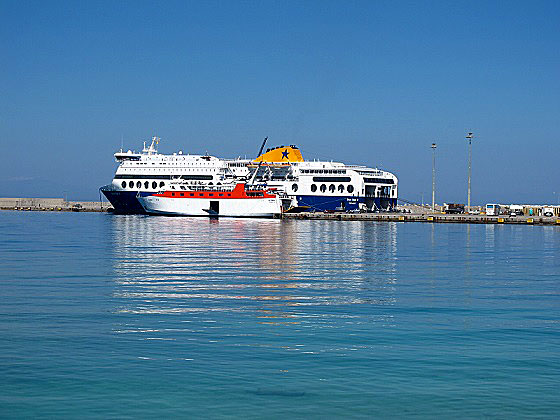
248;137;268;186
143;136;160;155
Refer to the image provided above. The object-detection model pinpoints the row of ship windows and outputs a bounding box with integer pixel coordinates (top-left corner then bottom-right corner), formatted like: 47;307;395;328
300;169;346;174
123;168;217;172
126;162;215;165
357;171;384;176
292;183;355;194
122;180;389;195
122;181;165;189
171;192;232;197
168;192;264;197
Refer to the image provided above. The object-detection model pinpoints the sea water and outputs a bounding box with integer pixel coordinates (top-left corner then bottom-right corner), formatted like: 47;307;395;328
0;211;558;418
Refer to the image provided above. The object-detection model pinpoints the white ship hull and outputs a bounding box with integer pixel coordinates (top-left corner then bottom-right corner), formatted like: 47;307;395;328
138;195;281;218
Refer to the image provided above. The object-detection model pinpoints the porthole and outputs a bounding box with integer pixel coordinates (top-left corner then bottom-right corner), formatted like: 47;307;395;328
292;184;298;192
152;181;157;189
347;185;354;193
329;184;335;193
311;184;317;192
136;181;141;188
320;184;326;193
144;181;149;189
159;182;165;187
338;184;344;193
129;181;134;188
121;181;126;188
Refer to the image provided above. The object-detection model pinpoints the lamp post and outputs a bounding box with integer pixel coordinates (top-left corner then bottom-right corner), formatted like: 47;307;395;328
431;143;437;212
466;132;474;211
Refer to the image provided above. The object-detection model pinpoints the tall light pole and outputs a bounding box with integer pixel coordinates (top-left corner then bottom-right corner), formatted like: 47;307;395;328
466;132;474;211
431;143;437;212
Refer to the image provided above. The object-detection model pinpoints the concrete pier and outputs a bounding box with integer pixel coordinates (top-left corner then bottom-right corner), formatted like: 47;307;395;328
283;211;560;226
2;198;560;225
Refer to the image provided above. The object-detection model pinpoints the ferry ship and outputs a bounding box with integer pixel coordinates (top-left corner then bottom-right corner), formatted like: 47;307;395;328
137;181;282;218
100;136;398;213
244;145;398;212
100;137;239;214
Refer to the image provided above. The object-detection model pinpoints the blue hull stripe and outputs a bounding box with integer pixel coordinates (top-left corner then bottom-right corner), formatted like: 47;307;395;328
295;195;397;211
100;189;146;214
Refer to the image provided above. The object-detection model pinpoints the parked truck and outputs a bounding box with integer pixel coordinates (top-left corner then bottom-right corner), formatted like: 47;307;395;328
509;205;524;216
485;203;501;216
543;207;554;217
443;203;465;214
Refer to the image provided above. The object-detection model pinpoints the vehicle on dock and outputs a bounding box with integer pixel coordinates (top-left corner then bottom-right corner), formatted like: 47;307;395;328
543;207;554;217
485;203;501;216
443;203;465;214
509;205;524;216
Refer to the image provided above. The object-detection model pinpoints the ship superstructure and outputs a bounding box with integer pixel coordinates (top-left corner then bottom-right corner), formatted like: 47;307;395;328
101;137;398;213
101;137;242;213
236;146;398;212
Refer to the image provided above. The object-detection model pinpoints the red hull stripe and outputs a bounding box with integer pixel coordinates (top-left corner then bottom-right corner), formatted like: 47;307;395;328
153;183;277;199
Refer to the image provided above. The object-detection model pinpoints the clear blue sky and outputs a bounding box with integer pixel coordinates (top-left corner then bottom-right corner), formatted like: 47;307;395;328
1;0;559;204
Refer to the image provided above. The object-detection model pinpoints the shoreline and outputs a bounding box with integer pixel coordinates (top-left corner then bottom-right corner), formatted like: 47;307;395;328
2;202;559;225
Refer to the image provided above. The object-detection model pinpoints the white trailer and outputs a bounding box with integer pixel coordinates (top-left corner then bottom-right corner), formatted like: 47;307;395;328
485;203;501;216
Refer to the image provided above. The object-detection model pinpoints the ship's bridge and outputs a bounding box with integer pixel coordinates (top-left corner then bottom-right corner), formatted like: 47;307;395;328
115;150;142;161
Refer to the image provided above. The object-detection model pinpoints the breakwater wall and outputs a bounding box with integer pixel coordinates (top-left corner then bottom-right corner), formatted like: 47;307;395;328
0;198;109;212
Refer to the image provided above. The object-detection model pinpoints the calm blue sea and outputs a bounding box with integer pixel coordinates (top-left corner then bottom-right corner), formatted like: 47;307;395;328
0;211;558;418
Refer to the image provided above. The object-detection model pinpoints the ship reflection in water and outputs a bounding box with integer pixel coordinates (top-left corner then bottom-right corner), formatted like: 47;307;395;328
110;216;398;351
